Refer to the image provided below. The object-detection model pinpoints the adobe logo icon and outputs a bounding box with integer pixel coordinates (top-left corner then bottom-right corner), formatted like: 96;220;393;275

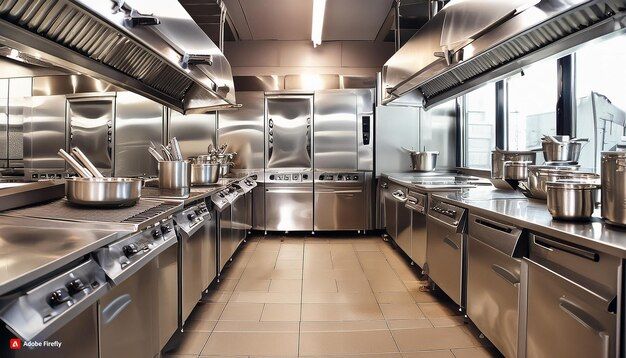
9;338;22;350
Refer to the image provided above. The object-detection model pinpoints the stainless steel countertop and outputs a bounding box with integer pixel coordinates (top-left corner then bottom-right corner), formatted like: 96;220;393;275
382;172;492;192
0;216;133;296
433;186;626;258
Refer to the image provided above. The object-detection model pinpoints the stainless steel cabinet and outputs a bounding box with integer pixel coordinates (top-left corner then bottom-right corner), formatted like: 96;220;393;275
426;199;466;307
407;191;427;268
314;91;357;170
314;178;365;231
23;95;66;177
218;205;232;272
396;192;412;256
99;259;158;358
168;111;217;159
265;96;312;169
265;182;313;231
252;183;265;230
467;215;523;358
67;95;115;176
520;234;619;358
156;243;178;351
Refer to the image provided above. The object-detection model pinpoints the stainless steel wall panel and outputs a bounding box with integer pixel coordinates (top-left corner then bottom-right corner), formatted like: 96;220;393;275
0;79;7;167
374;105;420;176
265;96;312;169
7;77;30;167
23;95;66;177
314;91;357;170
32;75;120;96
218;92;265;169
168;111;217;160
67;96;115;176
420;100;457;170
115;92;163;177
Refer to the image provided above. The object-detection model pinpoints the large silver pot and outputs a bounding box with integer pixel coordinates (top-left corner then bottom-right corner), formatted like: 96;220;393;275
491;149;536;179
601;151;626;226
66;177;142;207
191;163;221;185
524;165;597;200
159;161;191;190
502;161;531;180
402;147;439;172
546;180;599;221
541;136;588;162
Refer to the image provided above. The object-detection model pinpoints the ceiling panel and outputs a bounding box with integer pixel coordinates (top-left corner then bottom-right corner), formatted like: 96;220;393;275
223;0;395;41
324;0;394;41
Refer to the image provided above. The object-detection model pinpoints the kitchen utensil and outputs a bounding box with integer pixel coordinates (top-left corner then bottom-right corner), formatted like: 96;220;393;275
219;162;232;177
601;151;626;226
159;160;191;191
160;144;173;161
491;149;536;179
541;136;588;162
58;149;93;178
191;163;221;185
71;147;104;178
546;180;599;221
526;165;598;200
66;177;142;207
148;146;165;162
401;147;439;172
170;137;183;161
502;161;531;180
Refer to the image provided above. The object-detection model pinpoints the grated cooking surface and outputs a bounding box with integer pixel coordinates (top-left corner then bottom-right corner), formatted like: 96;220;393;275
6;198;165;224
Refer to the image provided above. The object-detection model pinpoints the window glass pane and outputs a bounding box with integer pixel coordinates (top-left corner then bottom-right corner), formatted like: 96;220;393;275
507;60;557;150
464;83;496;169
575;35;626;173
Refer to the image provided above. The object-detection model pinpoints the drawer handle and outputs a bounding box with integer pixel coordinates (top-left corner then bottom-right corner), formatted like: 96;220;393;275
443;236;459;250
102;294;132;325
534;236;599;262
491;264;519;286
475;218;513;234
558;297;607;337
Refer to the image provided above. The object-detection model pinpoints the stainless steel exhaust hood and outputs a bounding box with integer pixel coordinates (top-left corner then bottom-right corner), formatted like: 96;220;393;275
0;0;237;113
382;0;626;108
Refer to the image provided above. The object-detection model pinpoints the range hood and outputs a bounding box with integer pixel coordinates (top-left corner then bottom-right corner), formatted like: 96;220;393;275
0;0;237;113
382;0;626;108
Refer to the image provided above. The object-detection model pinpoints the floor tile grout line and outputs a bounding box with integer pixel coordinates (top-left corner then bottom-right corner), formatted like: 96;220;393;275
353;236;403;355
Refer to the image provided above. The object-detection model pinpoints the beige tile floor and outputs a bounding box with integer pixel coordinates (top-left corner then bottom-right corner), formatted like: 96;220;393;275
163;233;501;358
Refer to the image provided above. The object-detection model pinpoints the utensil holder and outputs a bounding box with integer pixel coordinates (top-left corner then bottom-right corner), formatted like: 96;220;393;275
159;161;191;193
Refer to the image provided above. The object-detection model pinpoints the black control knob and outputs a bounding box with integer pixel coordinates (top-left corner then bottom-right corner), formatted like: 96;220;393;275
123;243;139;257
303;174;308;180
353;175;359;180
187;212;197;221
48;288;71;307
67;279;85;295
152;229;163;239
161;225;172;234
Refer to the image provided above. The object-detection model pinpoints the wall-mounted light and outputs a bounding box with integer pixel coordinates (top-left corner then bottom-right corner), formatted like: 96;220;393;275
311;0;327;47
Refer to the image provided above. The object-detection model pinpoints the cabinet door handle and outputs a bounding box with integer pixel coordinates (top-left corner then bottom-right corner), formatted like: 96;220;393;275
443;236;459;250
558;297;606;335
102;294;132;325
491;264;519;286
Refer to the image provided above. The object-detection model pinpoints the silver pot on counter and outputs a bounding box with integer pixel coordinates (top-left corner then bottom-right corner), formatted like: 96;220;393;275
491;149;536;179
541;135;588;162
601;151;626;226
522;165;598;200
402;147;439;172
502;161;532;180
191;163;220;185
158;160;191;192
546;180;599;221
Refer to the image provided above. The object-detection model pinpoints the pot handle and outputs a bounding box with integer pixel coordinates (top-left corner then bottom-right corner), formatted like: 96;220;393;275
401;146;414;153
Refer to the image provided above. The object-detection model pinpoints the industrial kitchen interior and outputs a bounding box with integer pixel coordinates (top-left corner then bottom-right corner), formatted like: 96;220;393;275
1;0;626;357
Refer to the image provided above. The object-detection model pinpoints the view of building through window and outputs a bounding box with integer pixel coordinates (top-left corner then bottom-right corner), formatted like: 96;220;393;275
463;83;496;169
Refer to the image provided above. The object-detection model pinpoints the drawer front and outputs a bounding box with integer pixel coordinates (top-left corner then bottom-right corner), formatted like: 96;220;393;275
426;219;463;305
523;258;616;358
467;236;520;358
410;211;427;267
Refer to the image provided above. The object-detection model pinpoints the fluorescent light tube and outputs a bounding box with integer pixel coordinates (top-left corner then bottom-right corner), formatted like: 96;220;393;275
311;0;327;47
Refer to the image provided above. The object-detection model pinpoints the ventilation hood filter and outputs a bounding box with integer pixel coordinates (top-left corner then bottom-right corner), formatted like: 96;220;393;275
382;0;626;109
0;0;237;113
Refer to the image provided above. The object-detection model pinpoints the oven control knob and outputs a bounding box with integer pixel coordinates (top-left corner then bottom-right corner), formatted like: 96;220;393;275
48;288;71;307
123;244;139;257
303;174;308;180
187;212;197;221
67;279;85;295
152;229;163;239
160;225;172;234
353;175;359;180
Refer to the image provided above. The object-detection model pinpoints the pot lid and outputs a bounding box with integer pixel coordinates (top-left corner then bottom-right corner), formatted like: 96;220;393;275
546;179;600;189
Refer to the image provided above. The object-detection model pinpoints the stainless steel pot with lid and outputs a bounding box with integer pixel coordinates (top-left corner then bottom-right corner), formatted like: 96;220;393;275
541;135;588;162
601;151;626;226
491;149;536;179
546;179;600;221
521;165;598;200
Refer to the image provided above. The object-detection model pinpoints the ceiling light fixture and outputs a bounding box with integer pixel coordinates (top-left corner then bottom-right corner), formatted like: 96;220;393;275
311;0;327;47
